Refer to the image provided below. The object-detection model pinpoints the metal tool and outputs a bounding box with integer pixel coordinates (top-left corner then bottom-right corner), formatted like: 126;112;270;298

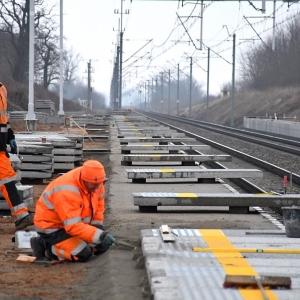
5;250;33;255
114;240;138;250
223;274;292;298
255;276;270;300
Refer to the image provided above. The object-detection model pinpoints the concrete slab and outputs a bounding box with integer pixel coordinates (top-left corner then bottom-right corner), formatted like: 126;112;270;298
125;168;263;182
133;192;300;208
120;144;211;153
121;154;232;166
20;155;53;162
119;137;197;144
21;163;52;170
21;171;52;179
118;132;186;138
0;197;33;210
0;185;33;200
141;228;300;300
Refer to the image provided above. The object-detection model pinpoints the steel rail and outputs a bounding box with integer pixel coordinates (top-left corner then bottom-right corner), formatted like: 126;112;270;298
139;111;300;186
148;113;300;155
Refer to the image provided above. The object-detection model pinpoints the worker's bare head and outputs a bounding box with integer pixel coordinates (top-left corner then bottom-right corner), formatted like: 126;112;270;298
81;160;106;192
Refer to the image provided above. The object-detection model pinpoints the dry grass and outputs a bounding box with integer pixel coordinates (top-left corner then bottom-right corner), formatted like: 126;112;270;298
179;86;300;128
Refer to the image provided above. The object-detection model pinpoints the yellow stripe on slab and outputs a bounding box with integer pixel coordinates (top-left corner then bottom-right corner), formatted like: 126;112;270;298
254;192;277;196
150;154;161;157
199;229;278;300
176;193;197;198
159;169;175;173
193;247;300;254
142;144;153;147
139;137;147;140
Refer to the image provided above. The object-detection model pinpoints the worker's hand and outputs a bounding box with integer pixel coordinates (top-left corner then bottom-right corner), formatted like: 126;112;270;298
99;231;115;248
9;139;17;154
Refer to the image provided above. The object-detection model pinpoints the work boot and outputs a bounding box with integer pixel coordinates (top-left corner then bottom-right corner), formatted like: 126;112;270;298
30;237;49;261
15;213;34;231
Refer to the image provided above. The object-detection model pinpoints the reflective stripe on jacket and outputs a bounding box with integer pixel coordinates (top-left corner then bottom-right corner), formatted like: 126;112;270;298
0;84;8;125
0;83;14;156
34;166;105;245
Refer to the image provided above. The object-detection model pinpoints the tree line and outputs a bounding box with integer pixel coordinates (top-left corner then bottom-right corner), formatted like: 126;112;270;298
240;16;300;90
0;0;106;110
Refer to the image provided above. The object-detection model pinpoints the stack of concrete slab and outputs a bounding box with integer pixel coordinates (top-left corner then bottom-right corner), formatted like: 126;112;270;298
15;132;83;175
58;133;84;169
0;154;34;211
9;154;22;182
8;111;49;121
13;141;54;180
35;99;55;116
68;115;106;127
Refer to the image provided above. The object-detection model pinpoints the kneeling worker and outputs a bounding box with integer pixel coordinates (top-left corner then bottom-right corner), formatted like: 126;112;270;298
31;160;115;262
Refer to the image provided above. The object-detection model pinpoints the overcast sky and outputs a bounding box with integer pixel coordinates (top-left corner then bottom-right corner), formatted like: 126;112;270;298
55;1;300;104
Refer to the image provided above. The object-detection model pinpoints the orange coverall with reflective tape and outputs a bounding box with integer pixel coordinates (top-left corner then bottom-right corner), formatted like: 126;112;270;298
0;83;29;220
34;166;106;261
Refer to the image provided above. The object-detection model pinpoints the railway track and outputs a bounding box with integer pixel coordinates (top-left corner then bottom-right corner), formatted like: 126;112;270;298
135;111;300;222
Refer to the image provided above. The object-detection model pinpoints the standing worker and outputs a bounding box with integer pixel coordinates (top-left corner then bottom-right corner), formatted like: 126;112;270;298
31;160;115;262
0;82;34;231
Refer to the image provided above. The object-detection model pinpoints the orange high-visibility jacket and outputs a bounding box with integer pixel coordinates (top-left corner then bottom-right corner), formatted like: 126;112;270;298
0;83;14;156
0;83;8;126
34;166;105;245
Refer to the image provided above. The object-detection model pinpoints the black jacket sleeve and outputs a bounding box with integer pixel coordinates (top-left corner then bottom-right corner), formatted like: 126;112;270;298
7;126;15;144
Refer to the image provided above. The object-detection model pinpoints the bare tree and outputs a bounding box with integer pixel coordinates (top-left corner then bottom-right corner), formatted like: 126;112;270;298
240;16;300;90
35;19;60;89
0;0;55;83
64;47;81;84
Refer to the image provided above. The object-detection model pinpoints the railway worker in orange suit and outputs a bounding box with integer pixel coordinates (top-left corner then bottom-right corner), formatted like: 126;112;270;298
0;82;34;231
31;160;116;262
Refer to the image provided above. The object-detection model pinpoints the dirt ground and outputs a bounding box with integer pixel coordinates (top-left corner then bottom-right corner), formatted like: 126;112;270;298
0;120;148;300
0;118;280;300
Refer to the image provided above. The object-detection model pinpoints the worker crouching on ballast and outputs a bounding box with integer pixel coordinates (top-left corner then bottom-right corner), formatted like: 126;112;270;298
30;160;115;262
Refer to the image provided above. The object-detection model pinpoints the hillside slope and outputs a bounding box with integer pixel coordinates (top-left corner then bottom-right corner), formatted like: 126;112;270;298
179;86;300;128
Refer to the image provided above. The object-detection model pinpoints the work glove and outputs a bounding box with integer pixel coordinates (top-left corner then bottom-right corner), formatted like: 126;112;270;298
99;231;115;248
9;139;17;154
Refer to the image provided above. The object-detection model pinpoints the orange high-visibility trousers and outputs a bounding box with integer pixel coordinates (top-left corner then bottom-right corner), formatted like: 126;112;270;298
0;152;28;219
50;236;93;262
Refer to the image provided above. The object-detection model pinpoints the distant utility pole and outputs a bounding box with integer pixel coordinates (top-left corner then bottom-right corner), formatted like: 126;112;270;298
177;63;179;116
168;69;170;115
231;34;236;127
26;0;36;131
206;48;210;122
144;82;147;109
114;1;129;109
87;60;93;112
151;78;153;111
189;57;192;119
58;0;64;116
147;80;150;110
161;72;164;112
155;77;158;111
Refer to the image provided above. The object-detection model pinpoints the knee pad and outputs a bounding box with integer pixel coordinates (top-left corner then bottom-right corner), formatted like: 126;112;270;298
75;246;94;262
94;243;109;255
